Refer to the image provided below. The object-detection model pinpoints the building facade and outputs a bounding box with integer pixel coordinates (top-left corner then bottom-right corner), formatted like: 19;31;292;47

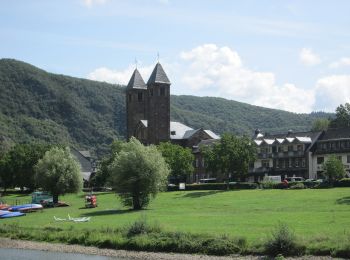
249;127;350;181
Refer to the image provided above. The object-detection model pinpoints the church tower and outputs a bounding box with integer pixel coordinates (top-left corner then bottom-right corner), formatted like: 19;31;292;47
146;63;171;144
126;68;148;140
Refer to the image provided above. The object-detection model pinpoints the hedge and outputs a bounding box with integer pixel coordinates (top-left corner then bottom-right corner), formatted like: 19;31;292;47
167;182;258;191
334;178;350;187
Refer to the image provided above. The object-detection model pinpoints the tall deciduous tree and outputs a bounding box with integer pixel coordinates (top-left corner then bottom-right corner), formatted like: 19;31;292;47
203;133;256;184
157;142;194;183
330;103;350;128
35;147;82;204
110;138;169;210
322;155;346;184
0;143;51;192
90;139;125;187
311;118;330;132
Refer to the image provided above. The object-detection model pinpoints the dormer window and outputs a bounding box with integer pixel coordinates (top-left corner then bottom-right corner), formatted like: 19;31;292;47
171;130;176;135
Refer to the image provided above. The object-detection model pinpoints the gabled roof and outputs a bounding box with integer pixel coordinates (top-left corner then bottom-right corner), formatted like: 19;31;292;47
263;139;275;145
127;69;147;89
295;136;312;143
147;63;171;85
204;130;220;140
170;121;193;139
318;127;350;141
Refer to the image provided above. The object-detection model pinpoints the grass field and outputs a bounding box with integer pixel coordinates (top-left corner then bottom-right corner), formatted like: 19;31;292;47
1;188;350;242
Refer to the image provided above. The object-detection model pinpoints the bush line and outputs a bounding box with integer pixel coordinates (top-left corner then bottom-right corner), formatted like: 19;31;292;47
0;220;349;257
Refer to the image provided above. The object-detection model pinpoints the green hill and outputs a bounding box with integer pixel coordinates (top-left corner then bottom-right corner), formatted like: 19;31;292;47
0;59;332;156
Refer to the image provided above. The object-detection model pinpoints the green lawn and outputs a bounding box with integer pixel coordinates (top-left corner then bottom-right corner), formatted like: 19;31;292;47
1;188;350;242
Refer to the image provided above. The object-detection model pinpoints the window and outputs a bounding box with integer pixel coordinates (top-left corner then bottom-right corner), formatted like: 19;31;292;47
262;160;270;168
288;159;292;168
337;156;342;162
128;94;132;102
160;87;165;96
170;131;176;135
137;92;143;102
202;158;205;167
261;147;268;154
288;145;293;151
295;159;299;167
297;144;303;151
317;157;324;164
347;155;350;163
195;159;199;168
302;159;305;167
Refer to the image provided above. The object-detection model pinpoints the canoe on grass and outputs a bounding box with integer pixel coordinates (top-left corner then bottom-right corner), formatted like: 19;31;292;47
0;210;26;218
8;204;43;212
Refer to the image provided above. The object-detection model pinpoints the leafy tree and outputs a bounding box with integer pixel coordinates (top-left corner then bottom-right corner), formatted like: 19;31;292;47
330;103;350;128
0;143;51;192
311;118;330;131
35;147;82;204
110;137;169;210
0;155;14;193
322;155;346;184
157;142;194;183
90;139;125;187
202;133;256;185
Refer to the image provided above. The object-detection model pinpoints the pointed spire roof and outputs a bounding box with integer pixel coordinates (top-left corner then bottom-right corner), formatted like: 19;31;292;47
147;63;171;85
127;69;147;89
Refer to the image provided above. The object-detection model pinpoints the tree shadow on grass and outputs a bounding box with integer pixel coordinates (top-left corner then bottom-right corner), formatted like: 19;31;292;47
80;208;149;216
181;190;226;198
336;196;350;205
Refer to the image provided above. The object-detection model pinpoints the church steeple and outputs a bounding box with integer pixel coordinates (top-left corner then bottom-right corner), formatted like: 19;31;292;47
126;68;148;140
146;62;171;144
127;68;147;89
147;62;171;85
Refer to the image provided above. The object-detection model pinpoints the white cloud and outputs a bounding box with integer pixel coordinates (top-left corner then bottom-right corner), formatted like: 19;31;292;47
299;48;321;66
315;75;350;111
329;57;350;69
81;0;107;8
179;44;315;113
86;44;350;114
87;65;153;85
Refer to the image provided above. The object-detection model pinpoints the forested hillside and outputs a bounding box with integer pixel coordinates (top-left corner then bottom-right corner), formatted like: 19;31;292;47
0;59;332;156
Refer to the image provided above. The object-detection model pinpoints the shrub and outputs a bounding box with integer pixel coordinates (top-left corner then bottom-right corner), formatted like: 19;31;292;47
334;178;350;187
289;182;305;189
261;180;275;189
265;222;305;256
126;217;161;237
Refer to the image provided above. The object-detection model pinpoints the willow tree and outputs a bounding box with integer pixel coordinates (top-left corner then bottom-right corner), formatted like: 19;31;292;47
35;147;82;204
110;138;169;210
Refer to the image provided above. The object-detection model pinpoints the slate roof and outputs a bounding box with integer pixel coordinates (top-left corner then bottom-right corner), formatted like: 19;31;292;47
127;69;147;89
147;63;171;85
137;120;219;140
318;127;350;141
170;122;194;139
254;130;321;146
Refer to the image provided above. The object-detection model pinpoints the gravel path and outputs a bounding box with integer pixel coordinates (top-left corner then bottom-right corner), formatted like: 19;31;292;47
0;238;339;259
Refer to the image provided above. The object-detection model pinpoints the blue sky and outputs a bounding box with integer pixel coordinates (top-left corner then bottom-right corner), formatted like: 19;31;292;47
1;0;350;113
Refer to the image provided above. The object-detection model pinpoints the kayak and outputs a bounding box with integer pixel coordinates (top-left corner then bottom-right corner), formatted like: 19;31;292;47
0;210;26;218
0;204;9;210
8;204;43;212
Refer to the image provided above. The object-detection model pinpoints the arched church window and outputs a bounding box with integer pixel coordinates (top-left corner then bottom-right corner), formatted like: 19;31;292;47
138;92;143;102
